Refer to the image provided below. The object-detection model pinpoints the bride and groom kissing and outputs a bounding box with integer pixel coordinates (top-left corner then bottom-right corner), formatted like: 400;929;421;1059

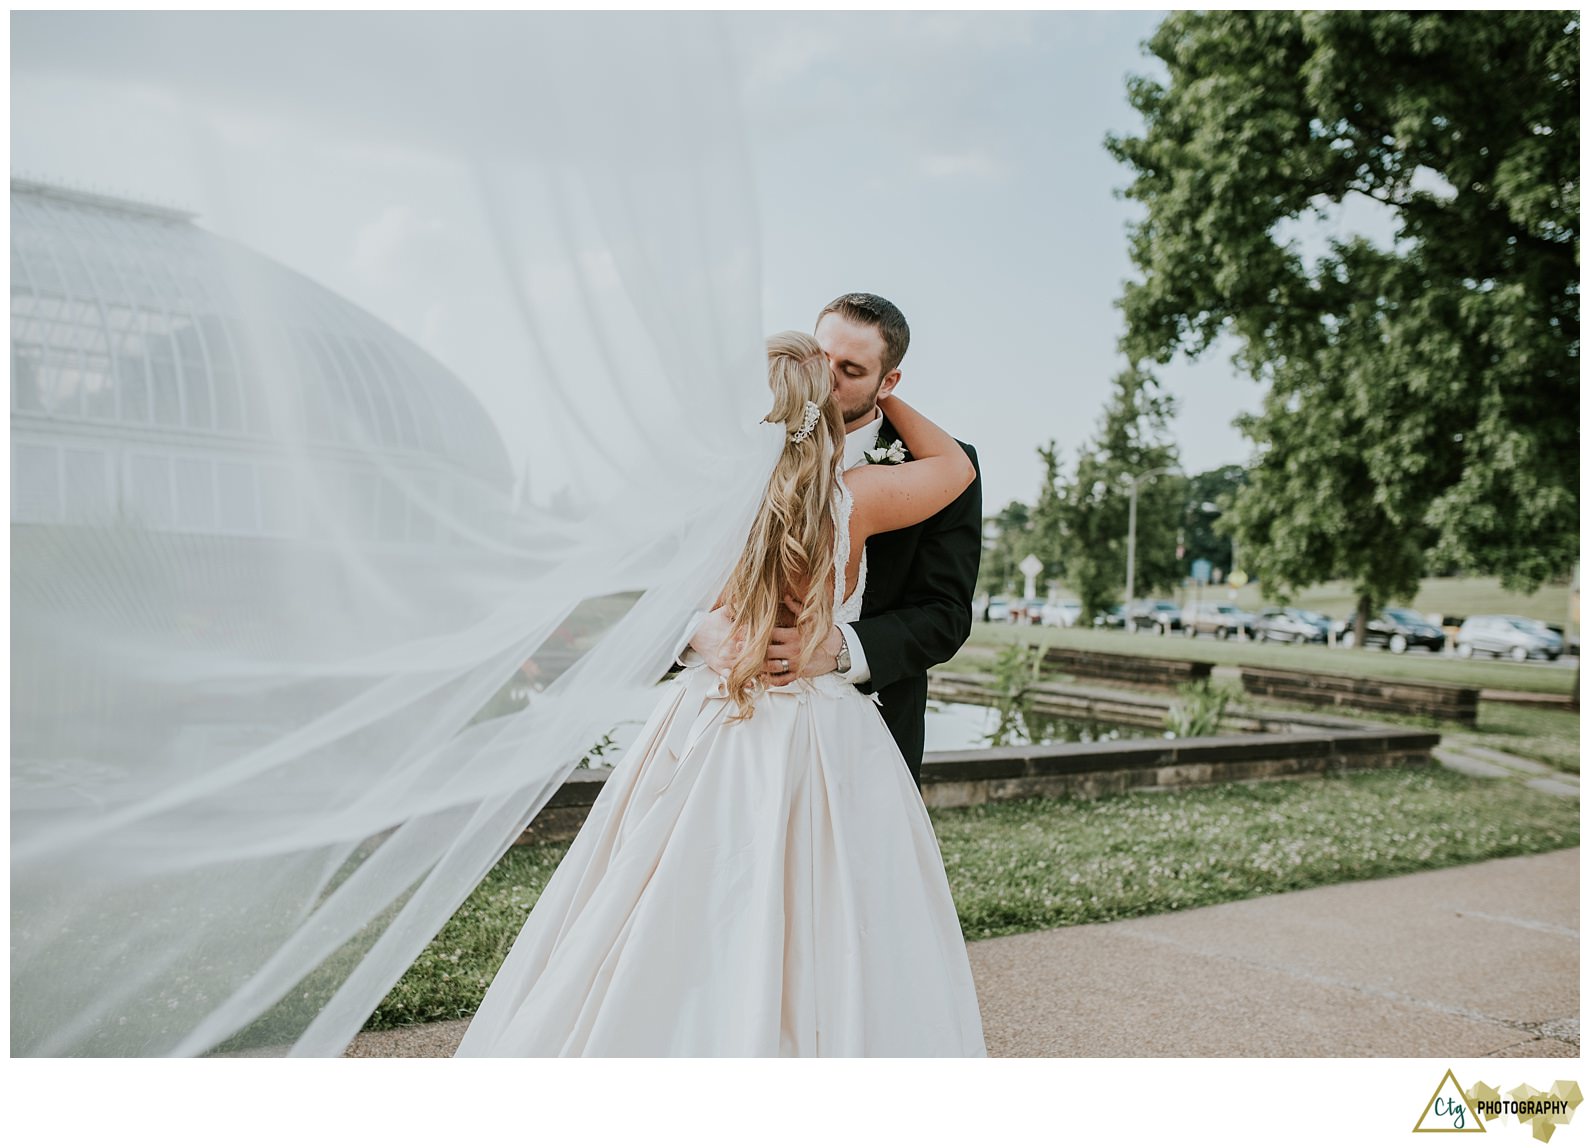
453;292;987;1057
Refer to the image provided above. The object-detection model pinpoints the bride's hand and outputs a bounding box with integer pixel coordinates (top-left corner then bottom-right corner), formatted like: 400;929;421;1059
688;605;741;675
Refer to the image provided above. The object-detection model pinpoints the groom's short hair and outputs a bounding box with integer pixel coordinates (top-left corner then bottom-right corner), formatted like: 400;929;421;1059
818;293;910;377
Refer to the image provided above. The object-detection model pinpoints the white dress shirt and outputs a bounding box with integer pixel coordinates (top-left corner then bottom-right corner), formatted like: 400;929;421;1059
675;408;883;684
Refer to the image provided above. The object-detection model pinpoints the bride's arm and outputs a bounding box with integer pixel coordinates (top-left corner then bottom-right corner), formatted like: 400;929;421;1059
846;395;976;540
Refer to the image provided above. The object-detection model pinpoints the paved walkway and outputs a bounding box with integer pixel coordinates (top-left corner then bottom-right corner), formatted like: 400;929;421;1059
1434;740;1581;797
343;847;1579;1058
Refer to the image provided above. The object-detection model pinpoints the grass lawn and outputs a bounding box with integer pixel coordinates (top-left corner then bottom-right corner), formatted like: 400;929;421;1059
359;764;1577;1031
1365;701;1584;777
934;766;1577;941
959;620;1580;695
362;843;568;1031
1464;703;1583;775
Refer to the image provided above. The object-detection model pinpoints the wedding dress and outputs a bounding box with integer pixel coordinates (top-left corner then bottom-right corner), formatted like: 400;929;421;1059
453;471;988;1056
15;13;983;1059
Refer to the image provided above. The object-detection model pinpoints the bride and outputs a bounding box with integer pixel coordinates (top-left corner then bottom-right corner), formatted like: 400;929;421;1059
453;331;987;1057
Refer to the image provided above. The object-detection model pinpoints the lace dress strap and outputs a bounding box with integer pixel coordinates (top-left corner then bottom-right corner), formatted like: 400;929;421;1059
831;467;867;625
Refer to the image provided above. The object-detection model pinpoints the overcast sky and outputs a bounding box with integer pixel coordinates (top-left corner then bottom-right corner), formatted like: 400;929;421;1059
12;11;1401;512
732;10;1268;511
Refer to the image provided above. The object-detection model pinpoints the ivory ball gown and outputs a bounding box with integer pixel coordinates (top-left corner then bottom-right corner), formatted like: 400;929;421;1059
453;475;986;1056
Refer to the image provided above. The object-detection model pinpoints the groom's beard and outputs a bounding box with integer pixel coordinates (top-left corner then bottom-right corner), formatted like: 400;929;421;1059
839;382;884;426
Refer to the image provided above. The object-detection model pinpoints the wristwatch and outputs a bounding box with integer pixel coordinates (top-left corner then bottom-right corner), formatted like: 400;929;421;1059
835;630;852;675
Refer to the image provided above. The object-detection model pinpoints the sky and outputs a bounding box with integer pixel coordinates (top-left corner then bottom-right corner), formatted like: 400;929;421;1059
731;10;1268;512
10;11;1403;513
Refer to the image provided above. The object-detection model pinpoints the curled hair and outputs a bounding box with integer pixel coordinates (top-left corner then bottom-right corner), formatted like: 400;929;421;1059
720;332;846;720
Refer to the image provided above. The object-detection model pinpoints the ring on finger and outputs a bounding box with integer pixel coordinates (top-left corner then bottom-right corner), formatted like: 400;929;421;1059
779;658;789;673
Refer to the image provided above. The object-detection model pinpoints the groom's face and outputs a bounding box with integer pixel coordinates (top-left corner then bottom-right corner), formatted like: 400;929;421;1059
816;312;900;431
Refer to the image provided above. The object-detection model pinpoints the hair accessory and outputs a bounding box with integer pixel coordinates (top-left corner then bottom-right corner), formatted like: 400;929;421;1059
788;400;822;444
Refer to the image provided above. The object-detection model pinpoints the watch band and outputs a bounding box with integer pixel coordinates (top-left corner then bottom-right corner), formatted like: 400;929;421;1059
835;631;852;675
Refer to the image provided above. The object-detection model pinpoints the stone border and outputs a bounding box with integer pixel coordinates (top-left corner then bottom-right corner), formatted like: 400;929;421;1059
1031;644;1212;689
1479;688;1578;712
918;728;1439;808
1238;664;1479;727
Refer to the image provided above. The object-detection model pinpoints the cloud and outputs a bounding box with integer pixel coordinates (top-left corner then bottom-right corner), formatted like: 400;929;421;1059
917;149;1007;182
348;203;464;291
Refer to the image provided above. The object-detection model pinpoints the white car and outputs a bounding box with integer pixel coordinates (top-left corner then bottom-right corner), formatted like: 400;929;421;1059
1455;615;1564;661
1041;600;1082;627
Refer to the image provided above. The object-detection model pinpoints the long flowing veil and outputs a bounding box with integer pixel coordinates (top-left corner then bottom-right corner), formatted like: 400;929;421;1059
11;12;780;1056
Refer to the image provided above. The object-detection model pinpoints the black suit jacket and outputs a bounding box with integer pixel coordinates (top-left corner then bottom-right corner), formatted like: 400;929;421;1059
850;417;983;787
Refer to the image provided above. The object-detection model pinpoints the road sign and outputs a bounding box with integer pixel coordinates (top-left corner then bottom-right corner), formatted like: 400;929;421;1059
1228;569;1249;588
1191;558;1212;585
1018;554;1043;599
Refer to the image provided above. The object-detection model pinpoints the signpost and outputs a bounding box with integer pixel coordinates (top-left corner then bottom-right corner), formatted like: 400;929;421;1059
1019;554;1043;600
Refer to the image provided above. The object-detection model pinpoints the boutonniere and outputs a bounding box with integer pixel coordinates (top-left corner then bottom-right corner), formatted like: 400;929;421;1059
864;438;908;465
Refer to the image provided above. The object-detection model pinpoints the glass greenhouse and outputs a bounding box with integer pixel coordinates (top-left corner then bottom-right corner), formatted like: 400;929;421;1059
10;177;512;540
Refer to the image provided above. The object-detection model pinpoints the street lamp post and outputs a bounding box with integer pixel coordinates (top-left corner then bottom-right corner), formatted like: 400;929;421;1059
1124;465;1180;631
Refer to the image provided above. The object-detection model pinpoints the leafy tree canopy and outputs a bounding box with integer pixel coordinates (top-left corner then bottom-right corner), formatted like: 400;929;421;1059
1107;10;1578;614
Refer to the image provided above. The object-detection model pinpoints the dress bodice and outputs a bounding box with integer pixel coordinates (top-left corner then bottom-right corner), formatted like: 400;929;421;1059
832;469;867;626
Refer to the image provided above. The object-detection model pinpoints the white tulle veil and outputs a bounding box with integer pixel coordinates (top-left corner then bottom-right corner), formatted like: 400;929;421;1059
11;11;783;1056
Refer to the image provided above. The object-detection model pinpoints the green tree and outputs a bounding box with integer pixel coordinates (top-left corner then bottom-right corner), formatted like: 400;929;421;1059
1027;441;1067;588
1107;10;1578;640
1182;465;1247;578
1055;368;1184;624
979;500;1032;598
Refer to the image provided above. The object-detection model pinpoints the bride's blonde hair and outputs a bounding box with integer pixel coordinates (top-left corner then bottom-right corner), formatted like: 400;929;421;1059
721;331;846;720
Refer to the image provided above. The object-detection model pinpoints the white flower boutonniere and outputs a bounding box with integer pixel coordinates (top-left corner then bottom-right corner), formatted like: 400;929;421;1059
864;438;909;465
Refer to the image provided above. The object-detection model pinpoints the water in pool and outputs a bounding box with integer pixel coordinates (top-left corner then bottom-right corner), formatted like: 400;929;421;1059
923;699;1157;752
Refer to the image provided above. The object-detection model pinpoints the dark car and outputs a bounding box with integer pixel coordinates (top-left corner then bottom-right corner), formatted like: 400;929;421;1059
1093;604;1127;629
1334;607;1446;653
1127;598;1183;635
1254;606;1330;644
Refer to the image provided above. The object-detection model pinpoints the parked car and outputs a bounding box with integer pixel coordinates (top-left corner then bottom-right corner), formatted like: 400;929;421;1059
1455;615;1564;661
1334;607;1446;653
1093;604;1127;629
1253;606;1330;644
1183;601;1255;640
1546;624;1580;656
1127;598;1183;635
986;596;1011;623
1040;599;1082;628
1008;597;1047;625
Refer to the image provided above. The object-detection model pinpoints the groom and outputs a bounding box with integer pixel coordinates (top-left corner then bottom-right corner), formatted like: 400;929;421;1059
690;293;983;787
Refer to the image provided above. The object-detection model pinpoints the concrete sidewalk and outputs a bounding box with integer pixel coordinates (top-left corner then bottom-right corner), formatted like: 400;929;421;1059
343;847;1579;1058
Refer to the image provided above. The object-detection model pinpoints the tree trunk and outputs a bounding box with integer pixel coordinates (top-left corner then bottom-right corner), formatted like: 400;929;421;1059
1355;592;1372;648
